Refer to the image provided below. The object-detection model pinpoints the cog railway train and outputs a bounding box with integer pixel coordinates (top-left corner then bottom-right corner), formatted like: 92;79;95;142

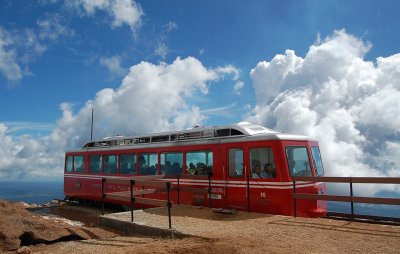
64;122;327;217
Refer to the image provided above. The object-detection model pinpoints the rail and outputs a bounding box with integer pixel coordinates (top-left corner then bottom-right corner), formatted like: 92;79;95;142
101;177;173;229
173;173;212;208
292;176;400;221
100;174;214;229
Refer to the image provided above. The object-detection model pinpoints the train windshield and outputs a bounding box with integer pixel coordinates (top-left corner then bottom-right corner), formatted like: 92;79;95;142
285;146;312;177
311;146;324;176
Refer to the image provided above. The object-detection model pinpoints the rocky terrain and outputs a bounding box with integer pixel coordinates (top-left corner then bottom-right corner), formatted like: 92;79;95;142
0;200;116;253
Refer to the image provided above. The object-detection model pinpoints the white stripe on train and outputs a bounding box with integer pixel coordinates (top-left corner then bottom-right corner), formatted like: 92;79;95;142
64;174;323;190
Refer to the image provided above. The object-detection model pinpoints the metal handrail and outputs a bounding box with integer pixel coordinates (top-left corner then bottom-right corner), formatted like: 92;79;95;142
101;177;172;229
292;176;400;220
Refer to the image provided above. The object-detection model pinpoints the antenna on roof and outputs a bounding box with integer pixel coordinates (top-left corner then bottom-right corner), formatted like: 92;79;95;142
90;107;94;140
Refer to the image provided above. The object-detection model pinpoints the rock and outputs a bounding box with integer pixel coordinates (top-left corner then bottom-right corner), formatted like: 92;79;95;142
0;199;117;252
16;246;32;254
17;202;30;208
212;208;237;214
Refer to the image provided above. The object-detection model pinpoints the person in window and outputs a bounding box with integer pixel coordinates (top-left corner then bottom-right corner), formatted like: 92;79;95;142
262;163;276;178
288;160;296;175
188;163;196;174
252;164;262;178
172;162;182;175
162;161;171;175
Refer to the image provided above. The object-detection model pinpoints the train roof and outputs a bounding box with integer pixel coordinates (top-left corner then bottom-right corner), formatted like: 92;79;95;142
74;122;314;151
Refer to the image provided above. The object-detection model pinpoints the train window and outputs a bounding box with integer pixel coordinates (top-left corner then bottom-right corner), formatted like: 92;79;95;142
139;153;158;175
285;146;312;177
311;146;324;176
120;154;136;175
65;156;73;173
89;155;103;174
250;147;276;178
186;151;213;175
74;156;84;173
161;152;183;176
229;148;244;177
104;155;118;174
216;129;230;137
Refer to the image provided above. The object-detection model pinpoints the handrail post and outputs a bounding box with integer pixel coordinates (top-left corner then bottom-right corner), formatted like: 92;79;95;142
130;179;135;222
293;179;297;217
350;178;354;219
101;178;105;215
246;171;250;212
177;174;180;205
167;182;172;229
208;173;212;208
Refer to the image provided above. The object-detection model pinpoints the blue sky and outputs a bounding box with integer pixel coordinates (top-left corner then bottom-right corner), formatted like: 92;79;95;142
0;0;399;194
1;0;399;130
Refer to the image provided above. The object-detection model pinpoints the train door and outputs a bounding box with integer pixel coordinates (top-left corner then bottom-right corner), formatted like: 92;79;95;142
224;145;249;211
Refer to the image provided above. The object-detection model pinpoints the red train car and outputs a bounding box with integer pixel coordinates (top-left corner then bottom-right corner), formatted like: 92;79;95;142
64;122;326;217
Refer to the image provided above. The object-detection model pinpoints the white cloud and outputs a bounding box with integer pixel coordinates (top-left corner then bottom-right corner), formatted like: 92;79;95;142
214;65;245;95
201;104;237;117
3;121;54;134
99;55;126;76
38;0;60;5
46;57;237;150
37;13;74;41
57;56;237;141
164;21;178;33
0;14;73;83
153;21;178;60
0;54;245;180
216;65;240;81
21;29;47;63
246;29;400;196
110;0;143;30
69;0;143;31
0;123;63;179
0;27;23;82
0;27;46;82
78;0;109;14
234;81;244;95
154;42;168;59
83;56;222;136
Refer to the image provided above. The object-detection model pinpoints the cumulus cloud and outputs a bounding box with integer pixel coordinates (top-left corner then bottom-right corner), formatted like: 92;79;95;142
69;0;143;31
0;56;240;179
0;123;63;179
110;0;143;29
246;29;400;195
57;56;234;144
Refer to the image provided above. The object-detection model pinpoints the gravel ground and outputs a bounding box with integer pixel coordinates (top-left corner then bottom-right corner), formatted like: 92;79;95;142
102;205;400;253
10;204;400;254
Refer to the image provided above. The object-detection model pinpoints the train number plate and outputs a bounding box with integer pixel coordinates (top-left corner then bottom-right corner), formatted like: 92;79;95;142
208;194;222;199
